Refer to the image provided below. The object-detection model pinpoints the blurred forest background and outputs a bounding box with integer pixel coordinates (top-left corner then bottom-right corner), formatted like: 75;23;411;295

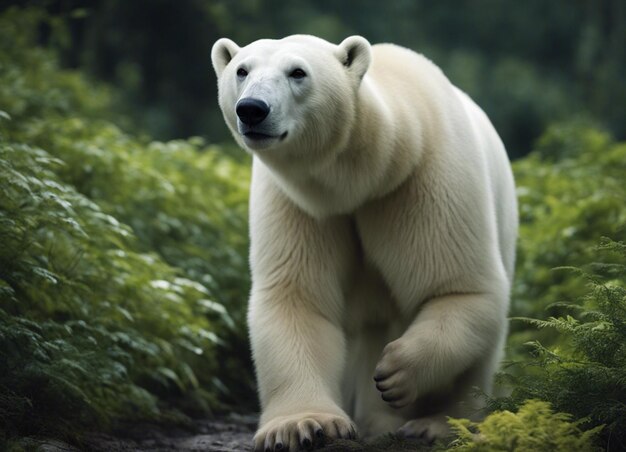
36;0;626;158
0;1;625;451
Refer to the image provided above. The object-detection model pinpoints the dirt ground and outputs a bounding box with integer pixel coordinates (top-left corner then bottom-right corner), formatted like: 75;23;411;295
26;413;431;452
29;414;257;452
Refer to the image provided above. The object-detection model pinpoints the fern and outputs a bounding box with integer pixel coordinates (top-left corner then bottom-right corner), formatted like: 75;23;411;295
492;238;626;450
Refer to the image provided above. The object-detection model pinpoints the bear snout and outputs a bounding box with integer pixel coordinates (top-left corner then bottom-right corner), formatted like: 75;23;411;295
236;97;270;126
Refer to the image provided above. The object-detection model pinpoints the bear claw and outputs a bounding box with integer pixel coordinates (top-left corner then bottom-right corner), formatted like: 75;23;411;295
254;412;355;452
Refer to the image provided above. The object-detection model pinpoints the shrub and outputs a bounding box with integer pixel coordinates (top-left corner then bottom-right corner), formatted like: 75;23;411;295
447;400;602;452
510;121;626;344
449;124;626;451
492;238;626;450
0;6;253;444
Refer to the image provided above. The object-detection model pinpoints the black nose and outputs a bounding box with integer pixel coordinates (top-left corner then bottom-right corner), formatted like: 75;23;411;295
236;98;270;126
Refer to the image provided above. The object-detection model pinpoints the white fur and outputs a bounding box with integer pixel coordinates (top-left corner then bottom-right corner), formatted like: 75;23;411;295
212;35;517;450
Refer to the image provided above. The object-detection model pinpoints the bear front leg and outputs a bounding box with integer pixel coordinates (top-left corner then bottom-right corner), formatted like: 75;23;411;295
373;291;506;416
247;162;358;451
249;291;356;451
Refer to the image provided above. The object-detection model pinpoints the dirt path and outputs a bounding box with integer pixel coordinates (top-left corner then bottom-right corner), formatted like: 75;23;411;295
31;414;431;452
28;414;255;452
82;414;257;452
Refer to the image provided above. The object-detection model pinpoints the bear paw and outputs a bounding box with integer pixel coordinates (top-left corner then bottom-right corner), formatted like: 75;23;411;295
253;412;357;452
396;414;451;443
373;338;422;408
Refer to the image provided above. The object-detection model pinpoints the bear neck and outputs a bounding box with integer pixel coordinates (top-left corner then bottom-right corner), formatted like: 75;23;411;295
257;77;426;219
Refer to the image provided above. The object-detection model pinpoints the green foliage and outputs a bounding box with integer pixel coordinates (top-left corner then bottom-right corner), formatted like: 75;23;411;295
0;7;110;123
0;142;216;434
447;400;602;451
485;123;626;450
492;238;626;450
12;118;251;323
0;5;253;443
511;122;626;324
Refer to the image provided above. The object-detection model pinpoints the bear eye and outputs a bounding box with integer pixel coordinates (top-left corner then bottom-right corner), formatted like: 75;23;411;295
289;68;307;79
237;68;248;78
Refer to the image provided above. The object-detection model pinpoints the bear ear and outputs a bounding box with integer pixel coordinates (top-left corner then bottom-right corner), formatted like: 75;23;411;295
211;38;241;78
337;35;372;81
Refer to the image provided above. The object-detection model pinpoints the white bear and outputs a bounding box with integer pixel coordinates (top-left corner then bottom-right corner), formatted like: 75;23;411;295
211;35;517;451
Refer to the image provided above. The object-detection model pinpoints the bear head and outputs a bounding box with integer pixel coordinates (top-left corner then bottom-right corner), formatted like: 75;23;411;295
211;35;371;162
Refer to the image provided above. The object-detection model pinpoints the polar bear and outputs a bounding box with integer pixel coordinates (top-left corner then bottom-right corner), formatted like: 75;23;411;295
211;35;517;451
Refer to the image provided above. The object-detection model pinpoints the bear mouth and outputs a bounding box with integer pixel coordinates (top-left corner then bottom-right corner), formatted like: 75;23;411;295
243;131;288;142
244;132;274;140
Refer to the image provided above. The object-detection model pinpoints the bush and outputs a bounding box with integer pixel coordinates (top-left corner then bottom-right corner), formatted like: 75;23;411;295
447;400;602;452
510;121;626;338
490;238;626;450
0;6;253;444
479;125;626;451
